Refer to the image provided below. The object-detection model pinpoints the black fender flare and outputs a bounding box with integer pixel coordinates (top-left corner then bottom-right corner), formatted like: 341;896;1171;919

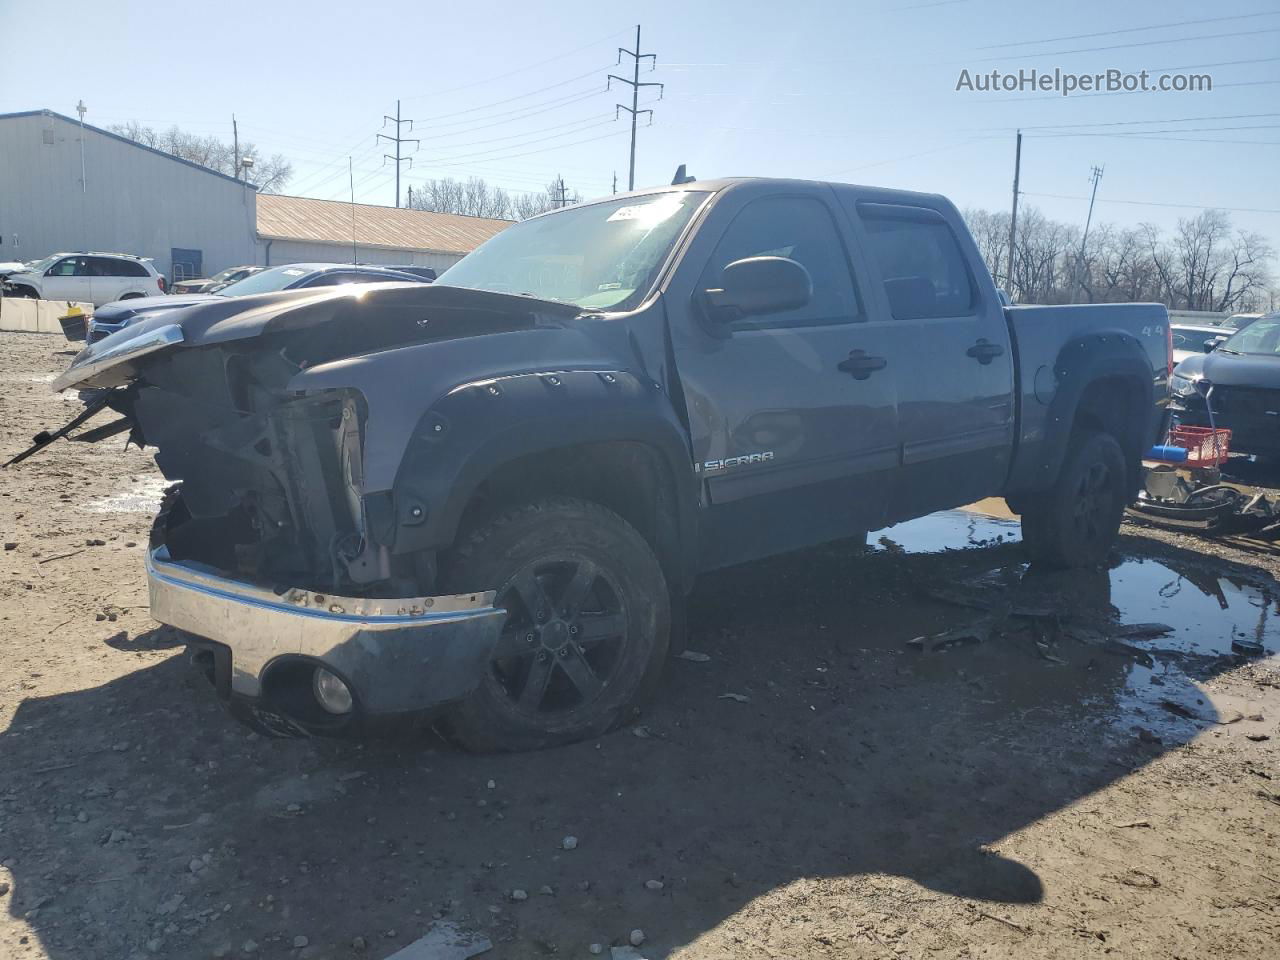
1009;329;1157;498
379;368;700;587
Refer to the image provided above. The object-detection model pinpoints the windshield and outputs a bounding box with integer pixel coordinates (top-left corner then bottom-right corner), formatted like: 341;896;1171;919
215;265;312;297
437;191;709;310
1220;316;1280;356
21;254;62;275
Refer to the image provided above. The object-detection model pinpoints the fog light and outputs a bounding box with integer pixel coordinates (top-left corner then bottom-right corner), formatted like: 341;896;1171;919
312;667;353;715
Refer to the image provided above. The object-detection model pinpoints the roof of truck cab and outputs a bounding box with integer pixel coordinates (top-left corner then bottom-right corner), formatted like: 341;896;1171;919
569;177;951;209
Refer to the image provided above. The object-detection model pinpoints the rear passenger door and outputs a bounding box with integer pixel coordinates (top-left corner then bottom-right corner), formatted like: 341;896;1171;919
667;186;901;569
846;201;1015;519
87;257;131;302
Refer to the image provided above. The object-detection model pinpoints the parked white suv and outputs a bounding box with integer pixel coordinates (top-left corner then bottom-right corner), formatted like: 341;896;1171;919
1;252;166;306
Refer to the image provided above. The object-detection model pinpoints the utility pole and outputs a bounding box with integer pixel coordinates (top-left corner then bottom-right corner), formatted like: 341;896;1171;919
378;100;419;208
407;185;414;209
348;157;358;265
609;25;662;191
552;175;570;208
76;99;88;251
612;171;618;195
1006;129;1022;299
1075;164;1105;300
232;114;239;181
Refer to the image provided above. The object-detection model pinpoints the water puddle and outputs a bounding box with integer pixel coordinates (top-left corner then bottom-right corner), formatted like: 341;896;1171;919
873;509;1021;554
81;475;167;514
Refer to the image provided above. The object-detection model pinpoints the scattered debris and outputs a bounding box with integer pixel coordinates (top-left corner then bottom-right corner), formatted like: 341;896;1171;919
610;948;646;960
975;911;1031;935
644;879;664;891
629;929;646;947
1257;791;1280;808
588;946;603;956
292;936;309;949
1232;638;1266;657
510;889;528;902
561;836;579;851
718;693;750;703
1246;733;1271;742
677;650;711;662
382;923;492;960
1117;869;1161;889
1114;820;1152;829
1159;700;1201;722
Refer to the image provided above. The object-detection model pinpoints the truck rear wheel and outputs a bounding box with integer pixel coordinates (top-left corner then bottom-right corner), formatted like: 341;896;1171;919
442;497;670;752
1020;429;1126;569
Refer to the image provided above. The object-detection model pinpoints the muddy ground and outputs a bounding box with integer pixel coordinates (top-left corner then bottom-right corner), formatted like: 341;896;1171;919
1;329;1278;960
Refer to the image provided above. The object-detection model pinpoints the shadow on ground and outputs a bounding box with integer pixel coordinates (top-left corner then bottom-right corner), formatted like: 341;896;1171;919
3;521;1277;959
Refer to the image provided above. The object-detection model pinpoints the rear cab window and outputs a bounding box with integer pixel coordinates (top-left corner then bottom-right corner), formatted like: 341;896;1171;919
857;203;976;320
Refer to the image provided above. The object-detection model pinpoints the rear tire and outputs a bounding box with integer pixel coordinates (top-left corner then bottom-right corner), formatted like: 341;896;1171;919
442;497;670;752
1021;429;1126;569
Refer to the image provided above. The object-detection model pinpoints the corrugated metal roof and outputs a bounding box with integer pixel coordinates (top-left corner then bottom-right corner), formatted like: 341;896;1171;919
256;194;510;256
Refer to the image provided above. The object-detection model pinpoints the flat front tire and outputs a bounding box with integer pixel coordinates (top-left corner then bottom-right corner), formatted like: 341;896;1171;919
1021;429;1127;569
442;497;670;752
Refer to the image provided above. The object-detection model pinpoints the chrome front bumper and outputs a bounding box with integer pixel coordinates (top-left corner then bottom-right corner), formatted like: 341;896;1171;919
147;546;506;721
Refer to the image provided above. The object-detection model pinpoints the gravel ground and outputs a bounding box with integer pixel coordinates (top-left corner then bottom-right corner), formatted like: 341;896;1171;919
2;330;1278;960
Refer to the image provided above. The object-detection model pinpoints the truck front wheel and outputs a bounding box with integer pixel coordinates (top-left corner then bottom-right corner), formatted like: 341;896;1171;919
442;497;670;752
1020;429;1126;569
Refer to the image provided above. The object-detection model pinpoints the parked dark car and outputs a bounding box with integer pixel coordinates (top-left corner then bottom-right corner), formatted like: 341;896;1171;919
1170;323;1228;364
170;265;264;295
1169;311;1280;460
379;264;437;281
31;178;1170;750
69;263;430;343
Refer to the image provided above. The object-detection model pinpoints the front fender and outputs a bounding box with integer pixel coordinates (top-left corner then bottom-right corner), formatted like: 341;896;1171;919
388;367;697;560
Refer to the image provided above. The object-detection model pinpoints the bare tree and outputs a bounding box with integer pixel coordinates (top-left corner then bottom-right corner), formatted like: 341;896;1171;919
408;177;579;221
107;121;293;193
963;205;1273;310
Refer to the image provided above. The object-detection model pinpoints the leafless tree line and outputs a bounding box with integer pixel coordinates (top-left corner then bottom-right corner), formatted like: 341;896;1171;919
107;121;294;194
406;176;581;221
963;206;1275;313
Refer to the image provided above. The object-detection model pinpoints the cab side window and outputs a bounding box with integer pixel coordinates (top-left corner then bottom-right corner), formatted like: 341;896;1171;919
858;206;976;320
699;196;861;329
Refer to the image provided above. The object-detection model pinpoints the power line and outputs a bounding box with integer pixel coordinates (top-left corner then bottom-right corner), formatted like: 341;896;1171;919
988;112;1280;132
609;24;663;191
378;100;419;208
977;10;1280;50
402;30;628;102
971;27;1280;64
1022;191;1280;216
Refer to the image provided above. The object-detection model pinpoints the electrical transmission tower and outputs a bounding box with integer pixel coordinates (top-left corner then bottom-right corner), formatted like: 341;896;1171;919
609;24;663;191
378;100;419;208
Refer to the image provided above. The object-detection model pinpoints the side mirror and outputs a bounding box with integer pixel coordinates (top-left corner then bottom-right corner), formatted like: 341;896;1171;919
701;256;811;328
1203;337;1221;354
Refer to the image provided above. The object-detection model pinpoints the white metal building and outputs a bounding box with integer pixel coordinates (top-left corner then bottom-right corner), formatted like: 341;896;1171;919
1;109;511;283
0;109;258;281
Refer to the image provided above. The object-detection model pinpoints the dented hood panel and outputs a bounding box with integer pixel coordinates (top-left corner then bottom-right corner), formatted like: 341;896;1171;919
53;283;582;391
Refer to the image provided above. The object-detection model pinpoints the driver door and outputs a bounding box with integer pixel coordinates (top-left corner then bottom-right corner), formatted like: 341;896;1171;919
666;186;901;570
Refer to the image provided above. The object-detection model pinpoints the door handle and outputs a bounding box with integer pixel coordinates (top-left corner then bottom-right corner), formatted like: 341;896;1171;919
966;339;1005;364
838;349;888;380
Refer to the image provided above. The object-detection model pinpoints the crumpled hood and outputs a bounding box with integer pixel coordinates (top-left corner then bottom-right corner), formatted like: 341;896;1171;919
1174;349;1280;389
53;282;582;392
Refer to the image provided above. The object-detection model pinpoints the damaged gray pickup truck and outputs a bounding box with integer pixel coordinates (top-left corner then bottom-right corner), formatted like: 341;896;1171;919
21;178;1172;751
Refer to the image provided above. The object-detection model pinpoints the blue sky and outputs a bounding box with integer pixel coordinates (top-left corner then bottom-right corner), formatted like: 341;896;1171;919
2;0;1277;241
